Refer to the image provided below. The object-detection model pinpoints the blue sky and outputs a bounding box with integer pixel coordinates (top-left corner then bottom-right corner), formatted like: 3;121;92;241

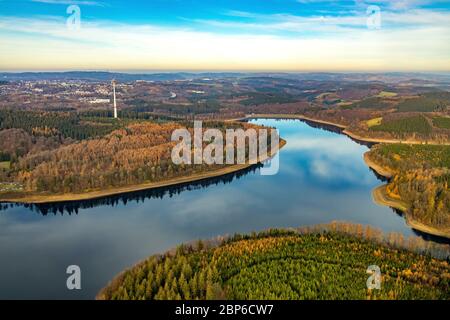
0;0;449;71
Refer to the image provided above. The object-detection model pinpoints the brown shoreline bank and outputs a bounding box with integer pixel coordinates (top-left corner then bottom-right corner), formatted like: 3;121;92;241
243;114;450;146
0;140;286;204
363;152;393;179
243;114;450;239
2;115;449;240
364;152;450;240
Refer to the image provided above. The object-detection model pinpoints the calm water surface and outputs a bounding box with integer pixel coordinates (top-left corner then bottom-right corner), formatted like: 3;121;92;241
0;119;428;299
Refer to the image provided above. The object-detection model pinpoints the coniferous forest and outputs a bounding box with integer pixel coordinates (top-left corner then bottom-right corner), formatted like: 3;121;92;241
0;114;274;197
1;0;450;303
98;223;450;300
368;144;450;233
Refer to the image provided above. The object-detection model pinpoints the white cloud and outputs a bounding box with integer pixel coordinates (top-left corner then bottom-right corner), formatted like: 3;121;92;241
31;0;105;6
311;159;330;177
373;0;450;10
297;0;449;10
285;136;363;155
207;8;450;33
0;10;448;71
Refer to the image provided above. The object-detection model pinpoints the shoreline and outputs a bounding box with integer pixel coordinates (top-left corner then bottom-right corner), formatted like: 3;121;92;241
242;114;347;129
0;140;286;204
364;152;450;240
97;222;450;300
244;113;450;239
372;185;407;212
3;114;449;239
243;114;450;146
363;152;393;179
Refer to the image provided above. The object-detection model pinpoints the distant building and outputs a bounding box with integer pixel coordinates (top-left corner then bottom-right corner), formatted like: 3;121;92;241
89;98;110;104
187;90;205;94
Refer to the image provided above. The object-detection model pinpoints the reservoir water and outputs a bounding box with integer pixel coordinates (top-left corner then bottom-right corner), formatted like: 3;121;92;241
0;119;432;299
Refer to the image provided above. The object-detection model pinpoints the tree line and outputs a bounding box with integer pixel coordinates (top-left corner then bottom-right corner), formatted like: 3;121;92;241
368;144;450;230
98;222;450;300
1;121;270;195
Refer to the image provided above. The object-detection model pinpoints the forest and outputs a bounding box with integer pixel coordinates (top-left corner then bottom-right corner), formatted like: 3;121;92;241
348;96;394;109
433;116;450;129
295;88;450;143
370;115;432;135
367;144;450;232
0;109;179;141
0;120;274;196
397;93;450;112
98;222;450;300
0;109;123;140
238;92;299;106
127;99;224;116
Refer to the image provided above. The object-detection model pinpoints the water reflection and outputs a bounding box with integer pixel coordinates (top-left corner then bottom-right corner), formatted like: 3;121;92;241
0;118;371;216
0;164;263;216
0;118;447;299
298;119;375;148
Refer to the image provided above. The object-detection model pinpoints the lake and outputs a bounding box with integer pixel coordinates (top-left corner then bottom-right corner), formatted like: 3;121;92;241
0;119;436;299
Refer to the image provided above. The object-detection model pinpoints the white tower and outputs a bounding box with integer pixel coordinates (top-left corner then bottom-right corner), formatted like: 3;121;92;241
112;79;118;119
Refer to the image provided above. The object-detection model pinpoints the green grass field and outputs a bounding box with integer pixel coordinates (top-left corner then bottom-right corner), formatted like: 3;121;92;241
366;117;383;128
0;161;10;170
377;91;397;98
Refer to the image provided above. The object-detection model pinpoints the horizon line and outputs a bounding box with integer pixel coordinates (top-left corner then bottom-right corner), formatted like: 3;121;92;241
2;70;450;75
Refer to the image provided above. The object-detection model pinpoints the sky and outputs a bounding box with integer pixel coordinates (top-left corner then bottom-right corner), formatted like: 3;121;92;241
0;0;449;72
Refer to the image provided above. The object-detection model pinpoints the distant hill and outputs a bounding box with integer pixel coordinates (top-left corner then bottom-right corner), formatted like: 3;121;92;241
1;71;450;84
0;71;246;82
